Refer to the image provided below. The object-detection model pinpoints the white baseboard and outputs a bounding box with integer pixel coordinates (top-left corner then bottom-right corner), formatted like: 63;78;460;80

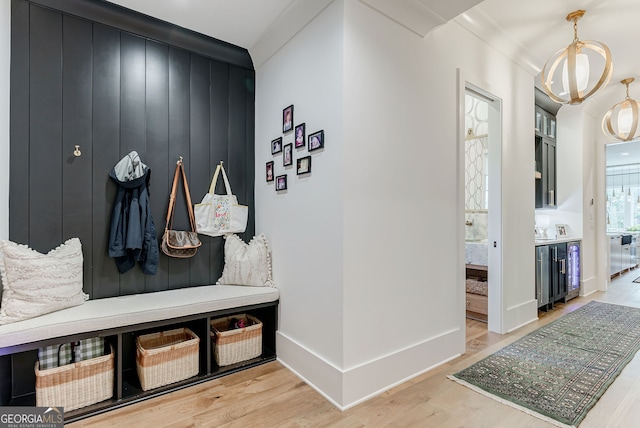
581;275;598;296
276;327;463;409
505;298;538;334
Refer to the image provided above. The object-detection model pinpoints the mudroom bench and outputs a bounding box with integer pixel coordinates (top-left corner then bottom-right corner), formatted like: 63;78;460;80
0;285;279;423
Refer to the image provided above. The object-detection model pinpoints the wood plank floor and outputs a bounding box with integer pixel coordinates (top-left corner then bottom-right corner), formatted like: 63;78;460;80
69;273;640;427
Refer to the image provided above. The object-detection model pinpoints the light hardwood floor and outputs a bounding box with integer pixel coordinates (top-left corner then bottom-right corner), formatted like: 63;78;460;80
70;273;640;427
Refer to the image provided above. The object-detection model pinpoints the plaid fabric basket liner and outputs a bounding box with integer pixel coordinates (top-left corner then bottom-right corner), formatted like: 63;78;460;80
38;337;106;370
35;344;114;411
136;328;200;391
211;314;262;366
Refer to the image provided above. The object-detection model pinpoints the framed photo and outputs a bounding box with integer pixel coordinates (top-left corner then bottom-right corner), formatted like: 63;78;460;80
266;161;274;182
308;130;324;152
283;105;294;133
294;123;306;148
555;224;569;238
271;137;283;155
283;143;293;166
297;155;311;175
276;174;287;191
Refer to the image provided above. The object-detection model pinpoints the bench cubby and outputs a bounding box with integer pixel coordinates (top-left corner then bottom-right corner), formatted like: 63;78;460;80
0;285;279;423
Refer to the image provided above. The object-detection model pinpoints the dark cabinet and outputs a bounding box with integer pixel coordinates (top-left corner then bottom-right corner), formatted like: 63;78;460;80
537;242;570;310
549;242;567;304
535;245;550;307
535;108;557;209
535;89;560;209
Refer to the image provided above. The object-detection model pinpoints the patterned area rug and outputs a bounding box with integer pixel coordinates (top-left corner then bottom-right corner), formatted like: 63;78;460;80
449;301;640;427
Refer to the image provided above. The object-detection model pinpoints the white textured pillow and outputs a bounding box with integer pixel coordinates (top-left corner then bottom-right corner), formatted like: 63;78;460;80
216;234;274;287
0;238;88;325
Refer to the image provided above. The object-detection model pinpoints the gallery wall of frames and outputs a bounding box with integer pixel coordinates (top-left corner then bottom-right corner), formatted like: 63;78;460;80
266;104;324;191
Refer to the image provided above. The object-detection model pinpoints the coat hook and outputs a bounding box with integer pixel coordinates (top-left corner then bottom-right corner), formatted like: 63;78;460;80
177;156;183;165
73;145;81;157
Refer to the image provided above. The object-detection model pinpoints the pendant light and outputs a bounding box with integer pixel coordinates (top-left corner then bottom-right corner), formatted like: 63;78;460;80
541;10;613;105
602;78;640;141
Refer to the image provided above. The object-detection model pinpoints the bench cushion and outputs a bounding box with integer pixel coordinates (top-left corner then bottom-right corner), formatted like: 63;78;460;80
0;284;279;349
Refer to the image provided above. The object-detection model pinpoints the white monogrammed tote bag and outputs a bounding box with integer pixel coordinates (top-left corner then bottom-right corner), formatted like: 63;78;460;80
194;163;248;237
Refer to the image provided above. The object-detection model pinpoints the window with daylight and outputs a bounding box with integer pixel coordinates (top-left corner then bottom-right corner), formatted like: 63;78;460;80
606;164;640;232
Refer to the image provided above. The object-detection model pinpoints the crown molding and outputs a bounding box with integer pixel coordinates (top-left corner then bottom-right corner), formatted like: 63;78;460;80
360;0;482;38
250;0;334;69
360;0;447;37
453;7;544;76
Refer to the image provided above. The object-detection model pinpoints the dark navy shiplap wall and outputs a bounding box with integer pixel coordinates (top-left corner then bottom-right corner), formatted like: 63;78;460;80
9;0;255;298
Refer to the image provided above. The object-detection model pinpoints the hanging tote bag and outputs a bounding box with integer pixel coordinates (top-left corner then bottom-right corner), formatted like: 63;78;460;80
161;158;202;258
194;162;248;237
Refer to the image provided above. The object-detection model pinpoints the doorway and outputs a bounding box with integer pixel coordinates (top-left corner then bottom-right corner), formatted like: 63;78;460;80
605;142;640;281
463;84;503;333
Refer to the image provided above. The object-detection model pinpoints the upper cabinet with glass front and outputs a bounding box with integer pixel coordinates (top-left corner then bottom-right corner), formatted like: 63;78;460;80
535;105;556;141
534;89;561;209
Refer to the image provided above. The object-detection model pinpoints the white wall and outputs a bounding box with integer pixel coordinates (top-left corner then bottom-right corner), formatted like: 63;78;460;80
581;109;599;295
254;0;346;405
422;21;536;333
550;106;599;295
539;107;584;239
595;125;614;292
255;0;537;408
0;0;10;240
341;2;465;405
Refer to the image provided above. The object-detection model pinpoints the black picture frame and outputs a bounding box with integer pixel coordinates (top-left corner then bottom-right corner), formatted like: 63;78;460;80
294;123;306;148
297;155;311;175
266;161;274;182
283;143;293;166
271;137;283;155
283;105;294;133
308;130;324;151
276;174;287;191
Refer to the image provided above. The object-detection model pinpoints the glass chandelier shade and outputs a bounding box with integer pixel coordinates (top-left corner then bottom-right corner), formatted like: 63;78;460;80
541;10;613;105
602;78;640;141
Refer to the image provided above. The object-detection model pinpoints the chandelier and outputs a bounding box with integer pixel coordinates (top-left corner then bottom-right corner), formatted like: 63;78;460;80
541;10;613;105
602;78;640;141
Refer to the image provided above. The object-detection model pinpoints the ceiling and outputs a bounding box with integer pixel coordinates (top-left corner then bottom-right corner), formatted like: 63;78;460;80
106;0;294;51
108;0;640;159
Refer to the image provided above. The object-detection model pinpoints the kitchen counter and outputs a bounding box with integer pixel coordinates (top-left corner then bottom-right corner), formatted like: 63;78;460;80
535;237;581;246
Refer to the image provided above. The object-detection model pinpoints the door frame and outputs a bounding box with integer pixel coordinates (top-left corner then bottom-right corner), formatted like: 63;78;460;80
458;71;504;333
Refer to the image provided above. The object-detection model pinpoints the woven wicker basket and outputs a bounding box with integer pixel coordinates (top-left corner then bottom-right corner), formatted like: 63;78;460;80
211;314;262;366
35;344;114;411
136;328;200;391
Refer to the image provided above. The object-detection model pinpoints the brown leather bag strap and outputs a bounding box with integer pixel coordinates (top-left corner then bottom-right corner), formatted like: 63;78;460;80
165;157;197;233
165;162;181;231
179;161;197;232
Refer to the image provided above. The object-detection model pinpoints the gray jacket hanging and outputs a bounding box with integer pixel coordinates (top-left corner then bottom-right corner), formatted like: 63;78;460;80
108;151;159;275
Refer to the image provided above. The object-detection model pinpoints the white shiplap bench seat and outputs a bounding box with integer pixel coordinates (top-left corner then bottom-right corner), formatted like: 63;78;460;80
0;284;279;352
